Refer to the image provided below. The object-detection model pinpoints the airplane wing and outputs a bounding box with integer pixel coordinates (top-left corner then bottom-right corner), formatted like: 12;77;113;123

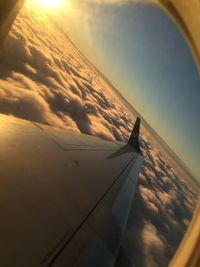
0;113;143;267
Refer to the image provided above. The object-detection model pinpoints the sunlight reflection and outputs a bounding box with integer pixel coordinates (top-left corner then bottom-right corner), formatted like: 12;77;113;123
36;0;65;9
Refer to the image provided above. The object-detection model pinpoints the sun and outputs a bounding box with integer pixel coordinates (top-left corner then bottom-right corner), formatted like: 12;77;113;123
36;0;64;9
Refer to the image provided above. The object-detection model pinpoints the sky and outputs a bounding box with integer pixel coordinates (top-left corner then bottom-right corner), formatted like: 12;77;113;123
46;0;200;181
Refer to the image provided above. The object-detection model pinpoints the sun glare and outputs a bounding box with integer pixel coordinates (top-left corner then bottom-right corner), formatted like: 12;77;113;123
36;0;64;9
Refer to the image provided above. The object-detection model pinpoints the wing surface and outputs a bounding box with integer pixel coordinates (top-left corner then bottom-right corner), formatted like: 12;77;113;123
0;114;143;267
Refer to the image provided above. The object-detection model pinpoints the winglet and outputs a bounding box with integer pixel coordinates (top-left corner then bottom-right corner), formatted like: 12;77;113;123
128;117;142;153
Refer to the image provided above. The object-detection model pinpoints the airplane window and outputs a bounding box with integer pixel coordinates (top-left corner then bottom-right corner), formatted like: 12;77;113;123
0;1;199;267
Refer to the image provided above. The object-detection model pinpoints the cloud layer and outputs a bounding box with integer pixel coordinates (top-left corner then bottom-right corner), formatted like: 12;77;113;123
0;0;135;140
118;133;198;267
0;1;198;267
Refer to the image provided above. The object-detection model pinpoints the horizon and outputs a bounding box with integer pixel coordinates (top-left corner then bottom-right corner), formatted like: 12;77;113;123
46;0;200;182
46;1;199;183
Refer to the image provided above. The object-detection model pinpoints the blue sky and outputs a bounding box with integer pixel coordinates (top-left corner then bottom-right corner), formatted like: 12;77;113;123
54;1;200;180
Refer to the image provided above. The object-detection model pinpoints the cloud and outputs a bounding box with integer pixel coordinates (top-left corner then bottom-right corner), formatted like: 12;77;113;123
0;79;65;127
142;223;166;267
0;1;198;267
